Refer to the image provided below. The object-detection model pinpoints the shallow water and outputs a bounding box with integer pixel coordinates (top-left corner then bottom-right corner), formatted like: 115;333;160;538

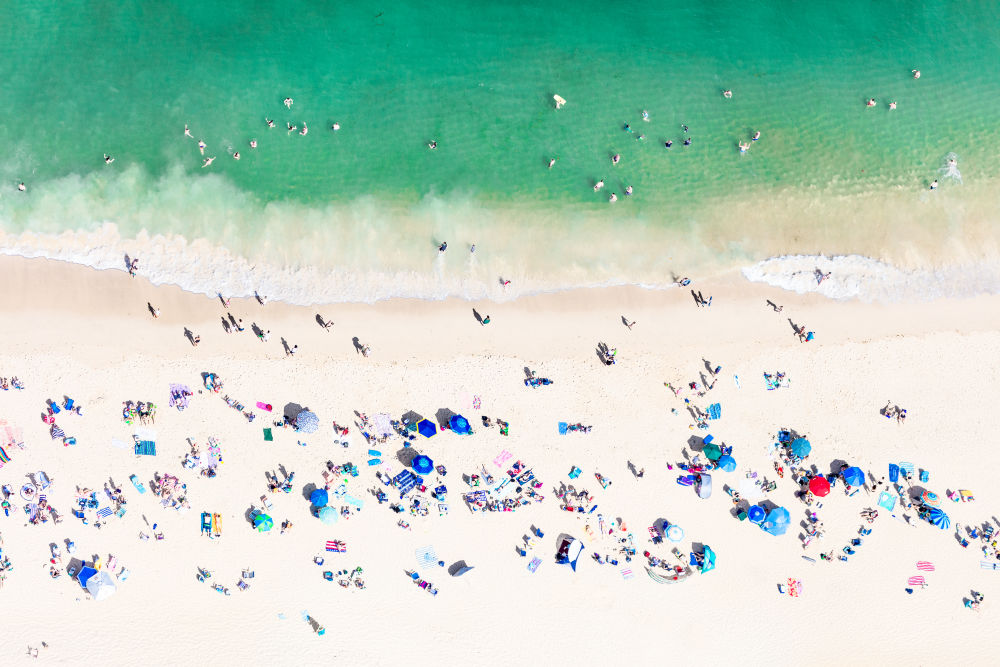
1;1;999;302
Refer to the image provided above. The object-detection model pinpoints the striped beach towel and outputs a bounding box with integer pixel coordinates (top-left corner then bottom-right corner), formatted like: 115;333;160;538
916;561;935;571
96;506;113;519
621;567;634;580
527;557;542;573
415;545;437;568
898;462;915;478
325;540;346;553
0;445;10;466
49;425;65;440
907;575;927;586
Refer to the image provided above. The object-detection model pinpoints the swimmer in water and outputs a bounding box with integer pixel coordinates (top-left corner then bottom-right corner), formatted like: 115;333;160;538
250;139;258;149
438;242;447;252
198;140;206;155
637;134;645;141
594;179;604;192
912;69;921;79
624;123;632;133
202;156;216;168
609;193;617;203
331;122;341;131
428;140;437;150
184;124;193;139
723;89;732;99
664;140;673;149
300;122;308;136
266;118;276;128
682;125;689;132
104;154;115;164
866;98;877;107
287;122;297;133
948;158;956;167
752;131;761;141
625;185;633;196
738;141;749;153
17;182;25;192
641;110;649;121
470;244;476;253
233;151;240;160
611;154;620;165
683;138;691;146
548;158;556;168
283;97;293;109
889;101;897;110
929;179;938;190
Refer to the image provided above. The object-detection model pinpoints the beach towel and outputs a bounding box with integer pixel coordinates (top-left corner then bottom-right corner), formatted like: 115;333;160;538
707;403;722;420
96;506;113;519
472;395;481;410
898;461;915;478
134;427;157;441
527;557;542;574
49;425;65;440
981;561;999;570
621;567;634;580
907;575;926;586
493;450;513;468
916;561;935;571
415;546;437;568
877;491;896;511
325;540;346;553
558;422;568;435
0;445;10;467
134;440;156;456
256;402;272;411
263;428;273;441
110;437;130;450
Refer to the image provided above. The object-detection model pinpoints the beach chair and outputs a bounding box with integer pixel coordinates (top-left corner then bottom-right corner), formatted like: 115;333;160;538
919;469;929;483
201;512;212;535
129;475;146;494
260;495;273;509
898;462;915;480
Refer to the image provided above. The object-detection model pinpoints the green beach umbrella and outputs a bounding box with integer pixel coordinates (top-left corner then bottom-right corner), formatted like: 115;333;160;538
253;513;273;532
703;443;723;462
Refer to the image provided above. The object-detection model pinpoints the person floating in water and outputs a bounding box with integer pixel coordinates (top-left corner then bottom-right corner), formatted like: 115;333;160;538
664;140;673;149
625;185;633;196
198;140;206;155
889;101;897;110
641;110;649;121
283;97;294;109
912;69;921;79
624;123;632;133
548;157;556;168
299;122;308;136
723;89;732;99
202;156;216;168
104;153;115;164
17;182;25;192
287;122;297;133
331;122;341;131
594;179;604;192
250;139;258;149
184;124;194;139
609;193;617;203
866;98;877;107
470;244;476;253
681;125;689;132
752;131;761;141
738;141;749;154
266;118;276;128
428;140;437;150
683;138;691;146
233;152;240;160
611;154;620;165
929;179;938;190
438;242;447;252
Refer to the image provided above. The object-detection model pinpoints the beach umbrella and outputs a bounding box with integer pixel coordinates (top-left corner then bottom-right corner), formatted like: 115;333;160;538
716;455;736;472
747;505;766;524
809;476;831;498
788;438;811;458
253;513;274;532
701;546;716;574
739;477;766;501
86;570;118;601
565;539;584;571
920;491;941;508
412;454;434;475
449;414;471;435
666;525;684;542
842;466;865;487
295;410;319;434
702;443;723;462
761;507;791;536
318;506;338;525
310;488;329;507
926;506;950;530
417;419;437;438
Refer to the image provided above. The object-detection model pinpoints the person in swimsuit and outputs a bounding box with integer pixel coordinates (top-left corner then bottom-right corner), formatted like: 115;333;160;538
594;179;604;192
104;154;115;164
202;156;216;168
266;118;276;128
283;97;293;109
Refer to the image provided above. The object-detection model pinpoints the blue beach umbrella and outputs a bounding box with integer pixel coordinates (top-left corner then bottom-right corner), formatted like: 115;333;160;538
716;455;736;472
318;506;338;525
412;454;434;475
449;414;471;435
701;545;716;574
747;505;766;524
761;507;791;536
926;506;950;530
842;466;865;487
417;419;437;438
788;438;811;458
310;488;329;507
295;410;319;434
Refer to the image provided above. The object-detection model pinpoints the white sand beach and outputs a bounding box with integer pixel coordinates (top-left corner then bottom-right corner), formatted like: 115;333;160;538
1;255;998;665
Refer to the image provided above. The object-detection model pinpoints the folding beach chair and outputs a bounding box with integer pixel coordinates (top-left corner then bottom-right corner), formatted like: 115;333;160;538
260;495;273;509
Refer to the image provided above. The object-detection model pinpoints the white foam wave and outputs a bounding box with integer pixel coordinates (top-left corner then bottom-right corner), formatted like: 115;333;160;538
742;254;1000;302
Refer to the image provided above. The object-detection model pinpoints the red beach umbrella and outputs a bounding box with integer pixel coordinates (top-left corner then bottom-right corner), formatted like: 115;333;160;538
809;476;831;498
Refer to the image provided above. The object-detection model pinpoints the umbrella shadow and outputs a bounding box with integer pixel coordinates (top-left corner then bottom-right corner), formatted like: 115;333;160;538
448;560;474;577
827;459;848;477
283;403;304;421
687;435;709;453
434;408;456;429
401;410;423;425
302;482;318;502
396;447;418;467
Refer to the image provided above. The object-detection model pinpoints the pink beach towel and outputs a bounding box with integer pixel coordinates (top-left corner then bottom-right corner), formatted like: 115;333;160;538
915;561;935;571
907;575;927;586
256;402;273;412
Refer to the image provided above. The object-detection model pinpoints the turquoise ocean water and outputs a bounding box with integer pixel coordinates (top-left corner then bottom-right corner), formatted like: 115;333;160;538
1;1;1000;302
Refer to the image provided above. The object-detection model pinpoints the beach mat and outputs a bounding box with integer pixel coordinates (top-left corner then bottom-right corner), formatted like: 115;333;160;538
256;402;272;411
263;428;273;441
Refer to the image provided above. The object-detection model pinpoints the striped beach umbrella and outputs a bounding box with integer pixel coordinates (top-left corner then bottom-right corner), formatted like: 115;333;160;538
920;491;941;508
925;506;950;530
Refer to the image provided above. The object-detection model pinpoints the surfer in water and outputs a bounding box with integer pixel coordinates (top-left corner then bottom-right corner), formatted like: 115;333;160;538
266;118;276;128
283;97;293;109
594;179;604;192
104;154;115;165
202;156;216;168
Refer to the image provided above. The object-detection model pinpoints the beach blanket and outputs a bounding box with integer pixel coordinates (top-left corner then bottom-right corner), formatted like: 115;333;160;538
168;383;192;410
134;440;156;456
707;403;722;420
96;506;113;519
527;557;542;574
493;450;513;468
49;425;65;440
898;461;915;478
916;561;935;571
907;575;926;586
325;540;346;553
263;428;273;441
110;438;131;450
621;567;634;580
415;546;437;568
0;421;24;450
877;491;896;512
558;422;568;435
0;445;10;467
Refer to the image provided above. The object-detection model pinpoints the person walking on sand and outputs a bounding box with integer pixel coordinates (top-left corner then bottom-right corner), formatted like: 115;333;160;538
481;315;491;325
149;303;160;318
930;179;938;190
129;258;139;277
288;344;298;356
624;319;636;330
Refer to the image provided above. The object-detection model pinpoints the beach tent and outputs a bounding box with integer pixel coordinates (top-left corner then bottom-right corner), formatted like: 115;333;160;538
295;410;319;434
310;488;329;507
77;566;98;590
253;513;274;532
809;476;831;497
417;419;437;438
318;506;338;524
449;414;471;435
702;443;723;462
412;455;434;475
701;546;716;574
926;506;950;530
716;455;736;472
695;473;712;499
842;466;865;487
747;505;766;524
920;491;941;508
556;538;585;571
86;570;118;601
761;507;791;536
788;438;811;458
